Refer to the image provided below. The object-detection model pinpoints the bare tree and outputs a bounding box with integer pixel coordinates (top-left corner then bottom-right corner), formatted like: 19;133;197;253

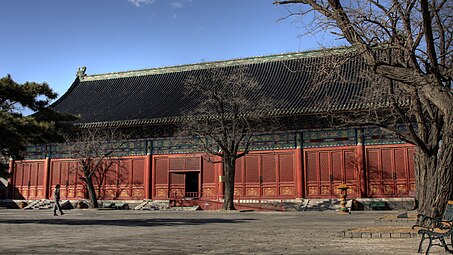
275;0;453;216
180;68;274;210
91;158;129;200
63;128;127;208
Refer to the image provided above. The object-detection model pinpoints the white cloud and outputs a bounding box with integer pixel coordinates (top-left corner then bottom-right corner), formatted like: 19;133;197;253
172;2;183;8
128;0;156;7
171;0;193;8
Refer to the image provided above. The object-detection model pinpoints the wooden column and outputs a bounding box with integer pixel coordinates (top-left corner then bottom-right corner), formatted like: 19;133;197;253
217;156;224;200
144;154;152;199
151;157;156;200
144;140;153;199
356;129;367;197
43;157;51;199
7;158;14;199
295;132;304;198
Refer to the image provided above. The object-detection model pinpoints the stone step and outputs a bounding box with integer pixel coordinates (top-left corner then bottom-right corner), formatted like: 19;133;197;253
164;206;201;211
134;200;170;210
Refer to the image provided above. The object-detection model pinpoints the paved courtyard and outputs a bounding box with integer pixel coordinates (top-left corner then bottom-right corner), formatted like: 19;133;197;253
0;209;445;254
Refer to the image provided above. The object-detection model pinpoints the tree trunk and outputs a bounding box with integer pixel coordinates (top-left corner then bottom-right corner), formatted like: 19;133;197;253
416;134;453;217
85;176;99;208
223;155;236;210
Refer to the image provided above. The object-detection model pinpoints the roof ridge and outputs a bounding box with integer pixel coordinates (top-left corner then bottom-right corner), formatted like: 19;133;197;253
80;47;352;81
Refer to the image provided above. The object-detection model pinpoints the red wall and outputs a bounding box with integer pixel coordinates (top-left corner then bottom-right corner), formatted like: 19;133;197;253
12;156;146;200
151;151;297;200
12;160;45;199
10;144;415;200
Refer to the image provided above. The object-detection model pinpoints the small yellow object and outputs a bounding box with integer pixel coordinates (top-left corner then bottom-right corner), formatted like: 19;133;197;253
338;183;349;189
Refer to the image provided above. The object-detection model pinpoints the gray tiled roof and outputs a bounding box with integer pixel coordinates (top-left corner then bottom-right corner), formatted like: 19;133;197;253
51;48;385;128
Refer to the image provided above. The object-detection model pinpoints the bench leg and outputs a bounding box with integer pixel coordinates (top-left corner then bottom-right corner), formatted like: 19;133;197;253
440;236;453;254
451;234;453;249
425;234;433;255
418;233;426;253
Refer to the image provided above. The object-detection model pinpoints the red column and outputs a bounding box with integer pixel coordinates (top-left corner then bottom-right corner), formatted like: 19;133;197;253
217;156;224;199
295;148;304;198
43;157;51;199
356;129;367;197
7;158;14;199
295;133;304;198
144;154;152;199
151;156;156;200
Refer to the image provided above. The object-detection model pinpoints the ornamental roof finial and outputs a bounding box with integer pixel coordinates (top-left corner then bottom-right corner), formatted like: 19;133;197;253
77;66;87;78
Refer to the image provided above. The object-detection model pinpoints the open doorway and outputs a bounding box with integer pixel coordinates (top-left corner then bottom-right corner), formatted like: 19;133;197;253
185;172;199;198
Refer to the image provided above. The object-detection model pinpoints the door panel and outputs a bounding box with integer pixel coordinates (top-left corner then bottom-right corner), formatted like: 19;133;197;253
366;146;414;197
304;148;358;198
13;161;45;199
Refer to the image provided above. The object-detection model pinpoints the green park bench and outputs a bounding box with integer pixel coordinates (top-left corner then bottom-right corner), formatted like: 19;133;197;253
413;201;453;254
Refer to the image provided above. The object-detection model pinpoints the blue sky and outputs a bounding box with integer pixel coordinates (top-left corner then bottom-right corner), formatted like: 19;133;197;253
1;0;342;99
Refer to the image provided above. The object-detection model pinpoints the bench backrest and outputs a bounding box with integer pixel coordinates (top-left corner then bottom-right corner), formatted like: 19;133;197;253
443;201;453;221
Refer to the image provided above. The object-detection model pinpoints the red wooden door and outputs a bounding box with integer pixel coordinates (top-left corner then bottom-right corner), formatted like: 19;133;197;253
13;161;45;199
50;160;84;199
168;157;201;198
234;151;296;199
366;145;415;197
154;157;169;199
169;172;185;198
305;148;358;198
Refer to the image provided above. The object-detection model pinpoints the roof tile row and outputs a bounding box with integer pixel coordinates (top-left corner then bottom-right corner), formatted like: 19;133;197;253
51;48;386;128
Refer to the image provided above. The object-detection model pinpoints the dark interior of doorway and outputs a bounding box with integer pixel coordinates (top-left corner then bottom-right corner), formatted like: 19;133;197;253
185;172;199;193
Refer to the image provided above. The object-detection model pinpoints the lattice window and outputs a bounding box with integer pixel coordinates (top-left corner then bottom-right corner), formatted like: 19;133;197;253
203;159;215;184
171;173;185;185
394;149;407;179
118;160;131;186
155;158;168;184
366;150;380;180
279;153;294;182
408;148;415;179
344;151;356;181
14;164;24;187
169;158;185;171
75;164;84;185
331;151;342;181
37;162;44;186
29;164;38;187
185;157;200;171
245;155;259;183
235;158;243;183
381;149;393;180
261;154;276;183
169;157;200;171
60;163;68;186
132;159;144;185
104;162;117;186
66;162;74;186
23;165;30;187
319;152;329;182
305;152;317;182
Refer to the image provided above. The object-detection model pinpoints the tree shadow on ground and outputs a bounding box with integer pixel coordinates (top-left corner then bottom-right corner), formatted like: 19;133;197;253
0;217;255;227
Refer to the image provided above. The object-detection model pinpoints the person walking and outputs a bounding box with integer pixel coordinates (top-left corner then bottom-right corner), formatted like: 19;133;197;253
53;184;64;216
